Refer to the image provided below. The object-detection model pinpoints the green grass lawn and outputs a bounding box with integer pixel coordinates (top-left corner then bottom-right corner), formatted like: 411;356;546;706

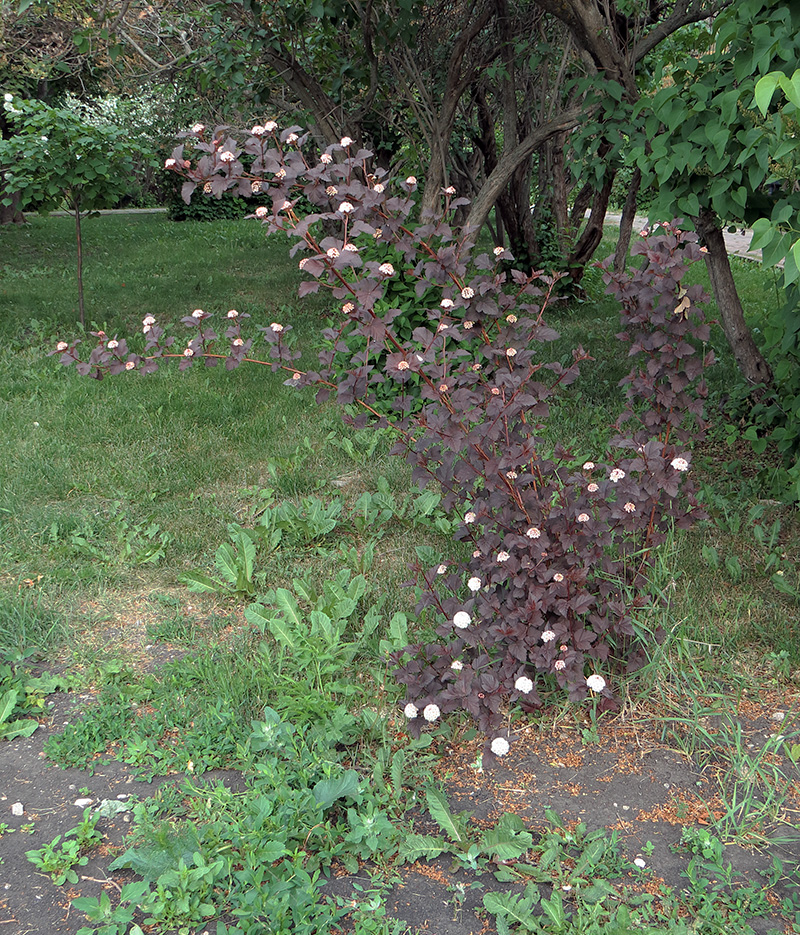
1;213;798;935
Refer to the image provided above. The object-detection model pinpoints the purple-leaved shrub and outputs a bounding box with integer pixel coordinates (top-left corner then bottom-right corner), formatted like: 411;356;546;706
55;126;712;763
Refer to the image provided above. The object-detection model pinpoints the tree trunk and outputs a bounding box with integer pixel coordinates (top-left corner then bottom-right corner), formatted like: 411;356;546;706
566;170;614;283
614;166;641;272
0;185;24;224
548;132;569;253
73;201;85;327
694;207;773;386
465;105;585;236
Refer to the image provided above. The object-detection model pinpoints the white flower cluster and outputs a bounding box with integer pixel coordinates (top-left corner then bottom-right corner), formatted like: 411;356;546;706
586;674;606;692
490;737;509;757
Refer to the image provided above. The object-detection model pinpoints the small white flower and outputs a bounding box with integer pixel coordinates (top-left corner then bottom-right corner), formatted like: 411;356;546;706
634;858;647;869
274;168;286;179
671;456;689;472
251;125;266;136
515;676;534;694
191;123;205;133
586;674;606;692
463;321;474;329
338;201;355;215
255;206;269;218
554;660;566;670
443;185;456;195
437;322;448;333
125;361;135;370
506;470;517;480
3;93;12;103
467;577;481;592
192;308;204;318
541;630;556;643
286;133;298;144
526;527;541;539
493;246;504;256
490;737;510;757
406;175;417;185
232;338;244;347
343;243;359;252
497;551;510;563
326;247;340;258
379;263;395;276
451;660;463;671
461;287;475;299
56;341;68;351
453;611;471;629
107;339;119;349
143;324;151;334
506;314;517;323
609;469;625;482
340;136;354;147
183;347;194;357
164;158;177;168
280;200;292;210
219;150;236;163
320;152;333;164
464;511;476;524
251;180;261;192
203;181;213;193
587;483;599;493
623;502;636;513
423;704;441;722
264;120;278;131
577;513;589;523
292;372;302;381
374;182;385;193
143;315;156;326
583;461;595;470
326;186;338;196
343;302;355;314
227;309;239;318
553;573;564;582
506;347;517;357
404;703;419;719
436;564;448;575
396;360;410;370
270;322;284;332
299;258;310;270
440;299;454;309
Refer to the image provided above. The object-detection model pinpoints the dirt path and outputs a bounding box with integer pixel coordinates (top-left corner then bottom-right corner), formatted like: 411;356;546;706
2;678;798;934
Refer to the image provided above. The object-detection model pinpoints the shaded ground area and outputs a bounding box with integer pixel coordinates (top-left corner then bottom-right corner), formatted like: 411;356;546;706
2;667;798;935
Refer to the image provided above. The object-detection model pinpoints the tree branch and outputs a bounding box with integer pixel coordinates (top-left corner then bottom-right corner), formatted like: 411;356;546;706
633;0;726;63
